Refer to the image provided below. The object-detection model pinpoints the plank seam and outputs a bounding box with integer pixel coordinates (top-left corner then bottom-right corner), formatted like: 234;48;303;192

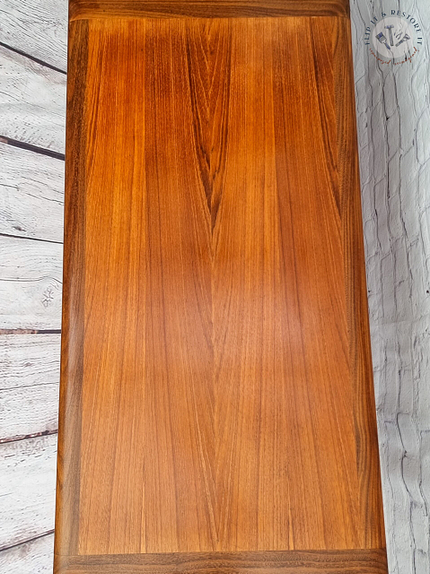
0;137;65;161
0;232;63;246
0;529;55;554
0;229;63;255
0;329;62;335
0;41;66;75
0;429;58;446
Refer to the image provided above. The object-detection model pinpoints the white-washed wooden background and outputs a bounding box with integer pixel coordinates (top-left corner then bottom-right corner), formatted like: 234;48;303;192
0;0;67;570
0;0;428;572
351;1;430;572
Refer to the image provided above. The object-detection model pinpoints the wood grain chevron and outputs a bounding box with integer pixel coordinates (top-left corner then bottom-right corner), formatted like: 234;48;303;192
185;20;231;228
54;11;388;572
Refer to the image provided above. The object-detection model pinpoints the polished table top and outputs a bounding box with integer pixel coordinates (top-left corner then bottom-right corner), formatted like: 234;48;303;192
54;2;388;572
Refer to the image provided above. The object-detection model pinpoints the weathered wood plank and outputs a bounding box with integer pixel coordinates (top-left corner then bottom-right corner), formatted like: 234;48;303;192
0;45;66;153
371;319;430;574
0;142;64;243
0;384;59;441
351;1;430;573
0;333;60;441
0;2;66;572
0;236;63;330
0;0;67;71
0;434;57;550
0;334;61;391
0;533;54;574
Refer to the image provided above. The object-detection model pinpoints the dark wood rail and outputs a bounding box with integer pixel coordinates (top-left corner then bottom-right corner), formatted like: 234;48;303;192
69;0;349;20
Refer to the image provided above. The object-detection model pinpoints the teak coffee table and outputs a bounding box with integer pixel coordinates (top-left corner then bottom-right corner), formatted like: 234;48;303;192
54;1;389;572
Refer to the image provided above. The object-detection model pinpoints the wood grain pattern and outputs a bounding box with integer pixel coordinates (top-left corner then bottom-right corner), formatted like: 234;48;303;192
70;0;349;21
55;549;388;573
0;142;64;243
1;0;428;571
0;0;68;71
0;235;62;330
0;334;59;442
0;434;57;550
55;17;88;559
0;533;55;574
351;1;430;572
0;45;66;153
0;384;58;441
0;1;66;566
0;334;60;391
55;10;387;572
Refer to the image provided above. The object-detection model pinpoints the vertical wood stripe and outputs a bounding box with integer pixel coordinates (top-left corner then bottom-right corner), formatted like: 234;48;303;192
54;19;88;558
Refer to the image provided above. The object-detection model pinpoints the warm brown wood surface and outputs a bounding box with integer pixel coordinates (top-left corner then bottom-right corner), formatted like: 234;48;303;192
55;4;388;572
55;549;388;573
70;0;349;20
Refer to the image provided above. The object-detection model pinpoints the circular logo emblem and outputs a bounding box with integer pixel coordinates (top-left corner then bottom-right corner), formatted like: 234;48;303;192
364;10;422;65
372;17;415;59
